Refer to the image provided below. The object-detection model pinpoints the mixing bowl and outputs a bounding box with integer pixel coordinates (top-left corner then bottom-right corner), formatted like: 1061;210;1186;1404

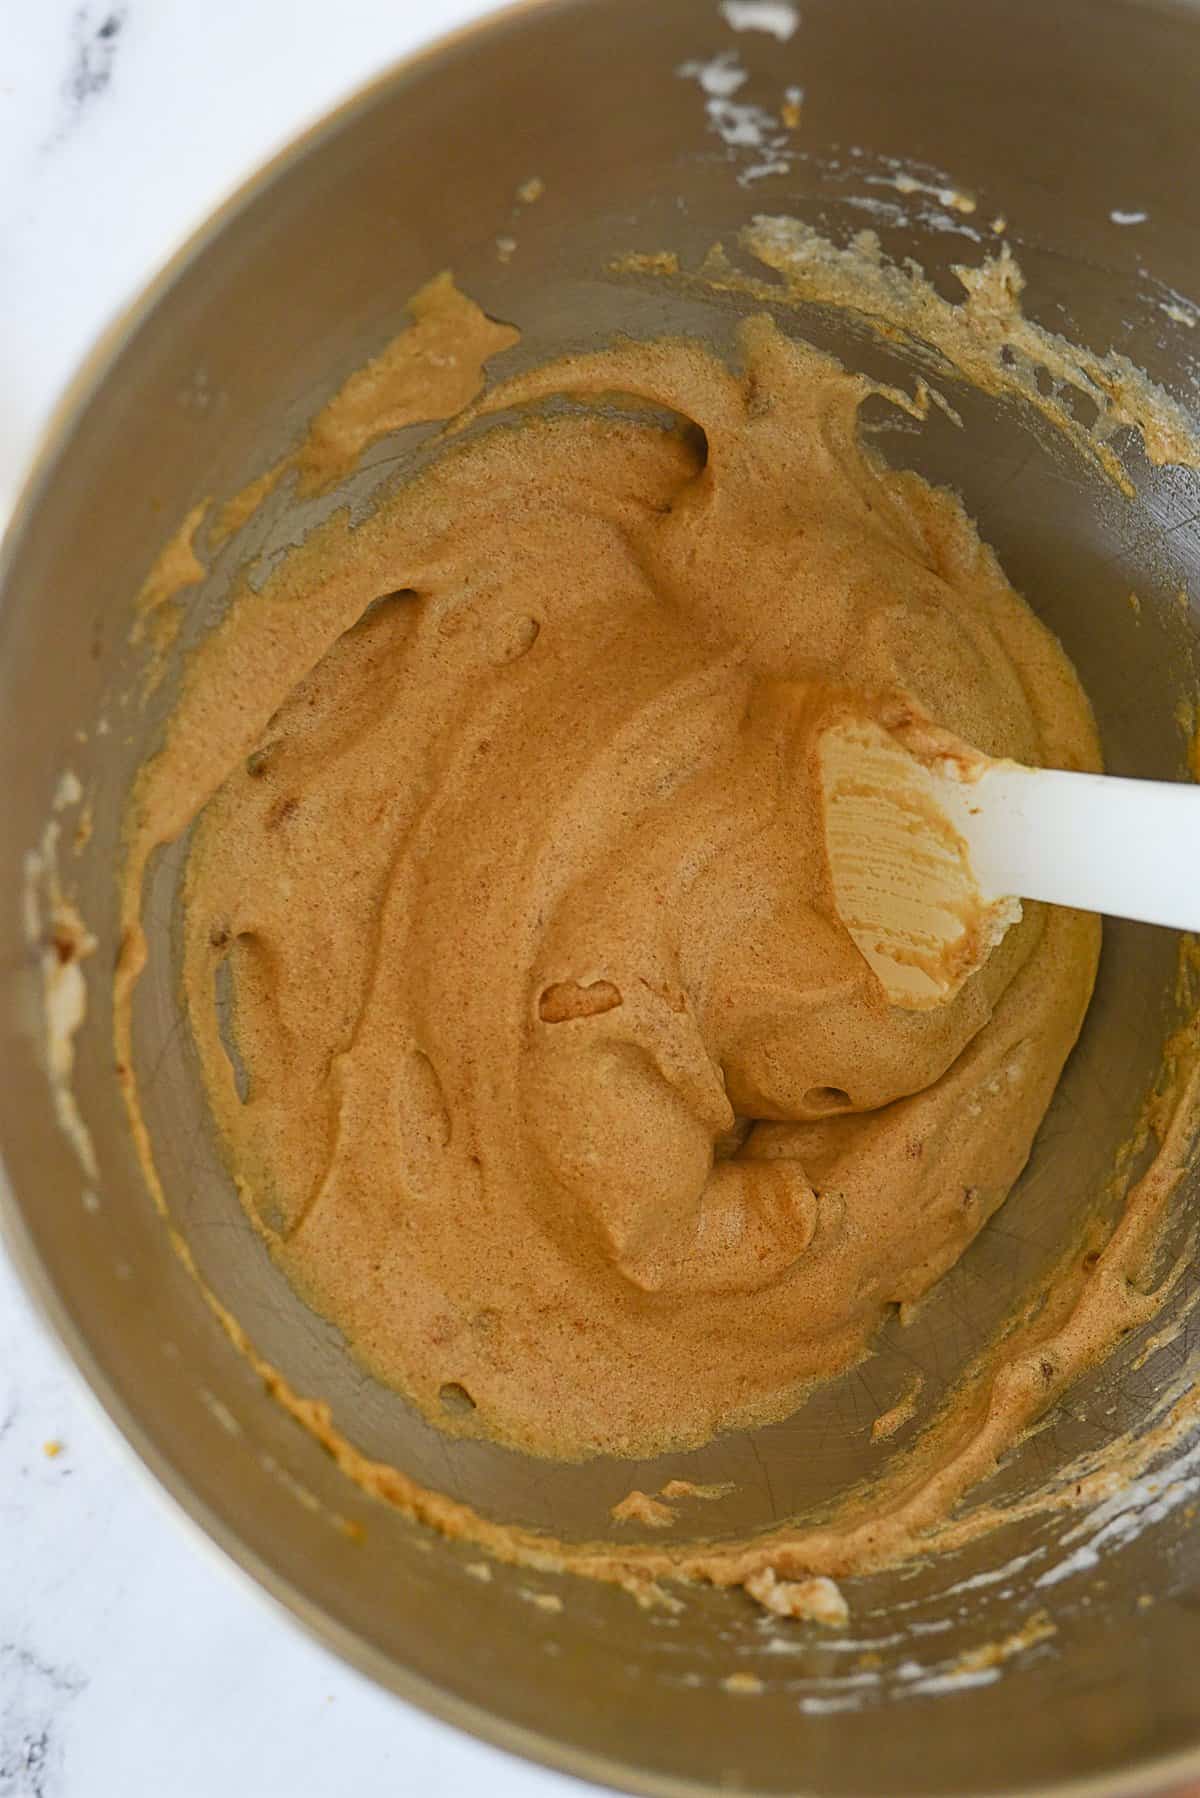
5;0;1200;1791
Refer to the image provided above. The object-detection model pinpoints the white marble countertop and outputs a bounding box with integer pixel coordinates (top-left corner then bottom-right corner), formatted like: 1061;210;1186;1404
0;4;594;1793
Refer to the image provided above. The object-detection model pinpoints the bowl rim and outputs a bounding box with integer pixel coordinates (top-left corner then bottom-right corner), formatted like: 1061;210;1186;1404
3;4;1200;1795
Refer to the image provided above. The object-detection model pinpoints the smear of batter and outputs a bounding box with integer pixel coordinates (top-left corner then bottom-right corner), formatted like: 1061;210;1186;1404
817;710;1022;1009
108;258;1200;1614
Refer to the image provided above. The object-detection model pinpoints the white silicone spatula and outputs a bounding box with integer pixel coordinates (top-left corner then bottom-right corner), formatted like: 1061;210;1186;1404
818;717;1200;1010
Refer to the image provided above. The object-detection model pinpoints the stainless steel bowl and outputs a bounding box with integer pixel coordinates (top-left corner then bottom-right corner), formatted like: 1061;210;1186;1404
5;1;1200;1792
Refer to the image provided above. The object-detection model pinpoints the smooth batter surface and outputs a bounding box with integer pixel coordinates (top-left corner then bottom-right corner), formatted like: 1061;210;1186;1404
130;284;1102;1463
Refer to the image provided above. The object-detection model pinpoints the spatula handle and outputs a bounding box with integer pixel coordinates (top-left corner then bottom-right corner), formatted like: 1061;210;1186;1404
943;764;1200;932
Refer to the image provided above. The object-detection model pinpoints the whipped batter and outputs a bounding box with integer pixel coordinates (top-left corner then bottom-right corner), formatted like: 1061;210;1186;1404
121;282;1101;1468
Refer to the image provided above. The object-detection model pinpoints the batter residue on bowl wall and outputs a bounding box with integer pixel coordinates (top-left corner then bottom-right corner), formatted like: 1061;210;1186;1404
100;232;1200;1617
